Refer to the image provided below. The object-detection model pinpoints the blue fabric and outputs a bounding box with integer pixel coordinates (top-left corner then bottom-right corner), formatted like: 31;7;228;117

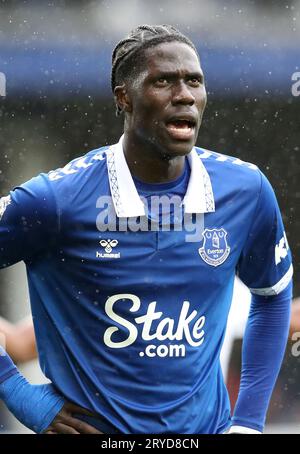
0;144;293;433
0;346;18;384
232;281;292;432
133;157;190;224
237;172;292;291
0;372;65;433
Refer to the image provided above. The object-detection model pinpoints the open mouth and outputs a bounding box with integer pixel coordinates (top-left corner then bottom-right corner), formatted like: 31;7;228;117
165;118;196;140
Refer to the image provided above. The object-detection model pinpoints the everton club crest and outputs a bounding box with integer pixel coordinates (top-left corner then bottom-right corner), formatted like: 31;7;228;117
199;228;230;267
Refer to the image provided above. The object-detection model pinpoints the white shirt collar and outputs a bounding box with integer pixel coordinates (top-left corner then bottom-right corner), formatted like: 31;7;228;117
106;135;215;218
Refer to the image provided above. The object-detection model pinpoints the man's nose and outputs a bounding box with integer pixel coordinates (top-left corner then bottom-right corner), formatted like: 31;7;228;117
171;82;195;105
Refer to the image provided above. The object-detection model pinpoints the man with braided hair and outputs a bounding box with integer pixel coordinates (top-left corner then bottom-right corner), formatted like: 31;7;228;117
0;25;293;434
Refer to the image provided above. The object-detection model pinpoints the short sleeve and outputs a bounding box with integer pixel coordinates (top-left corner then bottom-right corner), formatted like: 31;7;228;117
0;174;59;268
237;171;293;296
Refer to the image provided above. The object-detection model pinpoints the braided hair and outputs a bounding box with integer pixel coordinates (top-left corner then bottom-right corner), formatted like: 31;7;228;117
111;25;199;115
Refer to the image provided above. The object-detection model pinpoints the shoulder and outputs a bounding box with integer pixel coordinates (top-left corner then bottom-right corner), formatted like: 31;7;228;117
195;145;259;173
194;145;264;195
8;146;110;215
47;145;109;184
39;145;111;215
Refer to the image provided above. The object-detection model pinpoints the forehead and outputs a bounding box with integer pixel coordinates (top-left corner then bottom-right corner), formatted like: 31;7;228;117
142;41;201;75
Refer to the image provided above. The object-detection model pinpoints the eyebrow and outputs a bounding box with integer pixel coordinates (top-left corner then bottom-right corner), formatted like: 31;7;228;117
152;70;204;80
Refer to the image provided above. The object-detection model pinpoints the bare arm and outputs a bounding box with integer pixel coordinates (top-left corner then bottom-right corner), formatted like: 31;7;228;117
0;315;37;363
289;298;300;339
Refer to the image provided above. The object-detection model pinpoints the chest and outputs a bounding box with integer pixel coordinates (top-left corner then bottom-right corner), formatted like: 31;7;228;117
60;204;247;298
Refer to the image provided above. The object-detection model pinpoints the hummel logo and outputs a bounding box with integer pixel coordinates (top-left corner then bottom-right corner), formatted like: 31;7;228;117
100;239;118;253
96;239;120;259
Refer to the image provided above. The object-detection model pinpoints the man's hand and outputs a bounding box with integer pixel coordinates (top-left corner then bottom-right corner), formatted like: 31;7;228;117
43;402;104;434
0;367;103;434
289;298;300;339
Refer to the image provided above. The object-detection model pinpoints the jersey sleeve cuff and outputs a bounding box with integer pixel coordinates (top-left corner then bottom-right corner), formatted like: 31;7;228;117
228;425;262;434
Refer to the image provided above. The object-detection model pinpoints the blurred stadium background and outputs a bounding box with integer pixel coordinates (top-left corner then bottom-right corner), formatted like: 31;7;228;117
0;0;299;434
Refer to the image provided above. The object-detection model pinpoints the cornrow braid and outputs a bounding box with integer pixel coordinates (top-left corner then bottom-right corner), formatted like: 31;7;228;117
111;25;199;116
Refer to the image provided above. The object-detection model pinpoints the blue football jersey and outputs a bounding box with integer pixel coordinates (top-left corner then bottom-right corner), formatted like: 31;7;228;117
0;136;293;434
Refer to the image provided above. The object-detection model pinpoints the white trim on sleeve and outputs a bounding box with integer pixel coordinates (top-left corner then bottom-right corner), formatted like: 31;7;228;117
250;264;293;296
228;425;262;434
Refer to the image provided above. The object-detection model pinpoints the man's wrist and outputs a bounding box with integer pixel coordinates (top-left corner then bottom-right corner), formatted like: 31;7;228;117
0;345;18;384
0;372;65;433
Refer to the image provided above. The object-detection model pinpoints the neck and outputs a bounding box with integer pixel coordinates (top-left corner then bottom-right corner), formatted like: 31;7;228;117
122;131;187;184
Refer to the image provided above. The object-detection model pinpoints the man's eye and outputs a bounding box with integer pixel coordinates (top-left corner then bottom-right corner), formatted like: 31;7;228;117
155;78;169;86
188;78;203;86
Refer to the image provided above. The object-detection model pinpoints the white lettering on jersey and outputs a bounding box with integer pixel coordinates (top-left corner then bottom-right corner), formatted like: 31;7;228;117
103;294;205;357
104;294;140;349
275;232;289;265
0;196;11;221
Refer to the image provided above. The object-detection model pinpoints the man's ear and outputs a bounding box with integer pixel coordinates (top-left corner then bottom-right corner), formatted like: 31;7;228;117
114;84;132;114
